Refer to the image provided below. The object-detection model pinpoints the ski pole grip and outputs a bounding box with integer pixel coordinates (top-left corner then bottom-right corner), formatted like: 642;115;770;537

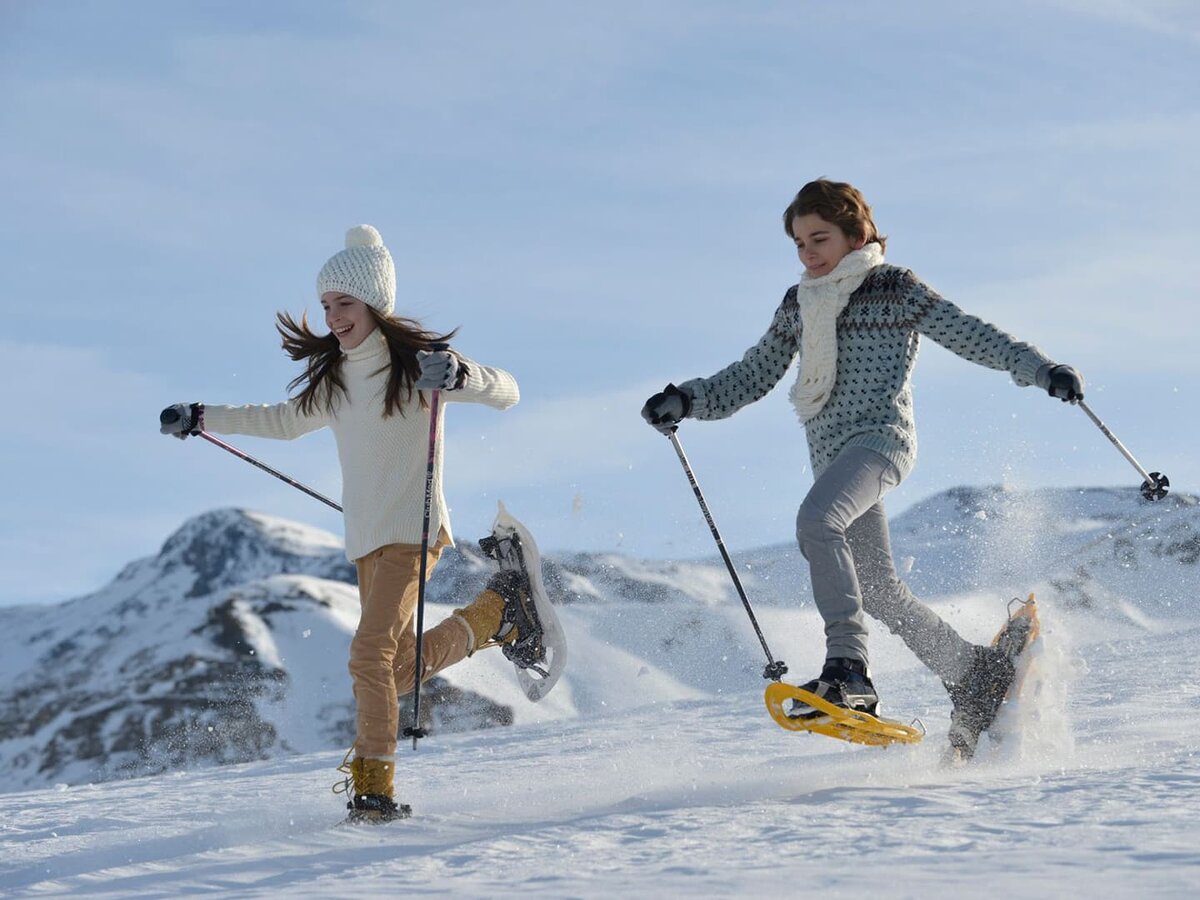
430;341;450;351
160;408;181;426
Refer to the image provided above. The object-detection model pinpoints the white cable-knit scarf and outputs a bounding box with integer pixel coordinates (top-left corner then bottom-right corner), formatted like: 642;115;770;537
789;243;885;422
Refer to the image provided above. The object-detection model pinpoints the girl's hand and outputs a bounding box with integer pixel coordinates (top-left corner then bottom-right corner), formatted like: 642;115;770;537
1036;364;1085;403
415;349;463;391
641;383;692;434
160;403;204;439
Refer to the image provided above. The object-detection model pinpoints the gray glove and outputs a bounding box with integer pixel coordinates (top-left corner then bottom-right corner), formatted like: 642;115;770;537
415;348;463;391
1035;364;1085;403
641;383;692;434
160;403;204;439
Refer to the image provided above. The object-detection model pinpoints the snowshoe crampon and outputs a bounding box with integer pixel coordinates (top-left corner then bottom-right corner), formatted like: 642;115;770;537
995;593;1041;658
478;501;567;702
341;795;412;825
944;593;1042;765
764;683;924;747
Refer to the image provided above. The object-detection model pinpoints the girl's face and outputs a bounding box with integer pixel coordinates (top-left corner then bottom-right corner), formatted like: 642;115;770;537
790;213;865;277
321;292;377;350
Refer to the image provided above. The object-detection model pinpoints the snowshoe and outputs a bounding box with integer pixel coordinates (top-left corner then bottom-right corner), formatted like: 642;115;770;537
944;594;1041;764
477;502;567;701
343;793;412;825
334;755;411;824
764;659;923;747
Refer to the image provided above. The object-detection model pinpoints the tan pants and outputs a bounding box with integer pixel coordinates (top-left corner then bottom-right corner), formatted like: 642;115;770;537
350;532;475;759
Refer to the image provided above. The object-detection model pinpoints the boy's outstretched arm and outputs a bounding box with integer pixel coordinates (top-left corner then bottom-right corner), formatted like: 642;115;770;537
907;274;1083;399
643;288;801;429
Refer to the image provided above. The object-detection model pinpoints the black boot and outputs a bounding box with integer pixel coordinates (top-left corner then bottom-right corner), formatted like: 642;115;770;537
789;658;880;719
944;645;1017;760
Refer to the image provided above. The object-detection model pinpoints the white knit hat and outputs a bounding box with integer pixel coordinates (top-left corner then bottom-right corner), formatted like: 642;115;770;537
316;224;396;316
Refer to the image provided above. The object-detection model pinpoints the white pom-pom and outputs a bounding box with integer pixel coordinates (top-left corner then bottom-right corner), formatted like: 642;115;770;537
345;224;383;249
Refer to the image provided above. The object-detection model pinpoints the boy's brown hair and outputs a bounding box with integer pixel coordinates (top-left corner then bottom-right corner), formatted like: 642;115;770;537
782;178;887;252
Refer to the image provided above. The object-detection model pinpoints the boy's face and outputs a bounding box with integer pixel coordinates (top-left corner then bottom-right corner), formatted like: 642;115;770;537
790;213;864;277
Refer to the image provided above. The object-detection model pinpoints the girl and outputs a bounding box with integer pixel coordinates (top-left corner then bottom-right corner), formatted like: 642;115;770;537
161;225;527;822
641;179;1084;755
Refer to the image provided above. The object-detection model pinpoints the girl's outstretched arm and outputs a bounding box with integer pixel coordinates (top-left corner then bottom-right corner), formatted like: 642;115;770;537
202;398;329;441
439;354;520;411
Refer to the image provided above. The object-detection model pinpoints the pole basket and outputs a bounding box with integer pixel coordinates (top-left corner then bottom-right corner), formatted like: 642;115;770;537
1142;472;1170;501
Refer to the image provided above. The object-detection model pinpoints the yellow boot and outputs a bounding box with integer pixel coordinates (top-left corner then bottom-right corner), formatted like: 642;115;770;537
453;576;522;655
343;757;410;824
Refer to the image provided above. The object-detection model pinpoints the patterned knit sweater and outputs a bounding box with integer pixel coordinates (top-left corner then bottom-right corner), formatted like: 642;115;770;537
680;264;1053;480
203;329;519;561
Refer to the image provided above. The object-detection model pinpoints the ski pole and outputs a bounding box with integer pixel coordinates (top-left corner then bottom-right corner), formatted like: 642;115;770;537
159;405;345;512
1076;400;1169;501
404;344;451;750
666;430;787;682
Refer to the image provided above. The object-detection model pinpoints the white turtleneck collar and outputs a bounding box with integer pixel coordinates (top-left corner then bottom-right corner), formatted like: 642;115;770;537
342;326;388;363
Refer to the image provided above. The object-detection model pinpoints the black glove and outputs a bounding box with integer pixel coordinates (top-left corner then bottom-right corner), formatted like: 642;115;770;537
160;403;204;439
641;383;692;434
415;348;464;390
1036;364;1085;403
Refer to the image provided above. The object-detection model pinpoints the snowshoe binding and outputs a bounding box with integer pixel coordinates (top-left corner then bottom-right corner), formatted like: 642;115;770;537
477;502;567;701
344;793;412;825
788;658;880;718
764;659;923;747
334;756;412;825
478;562;546;673
944;594;1041;764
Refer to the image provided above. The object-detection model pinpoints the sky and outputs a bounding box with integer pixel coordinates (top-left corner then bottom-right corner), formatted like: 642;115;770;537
2;0;1199;606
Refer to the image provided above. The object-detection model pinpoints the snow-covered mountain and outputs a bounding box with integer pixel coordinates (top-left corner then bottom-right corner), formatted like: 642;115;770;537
0;510;513;794
2;486;1196;795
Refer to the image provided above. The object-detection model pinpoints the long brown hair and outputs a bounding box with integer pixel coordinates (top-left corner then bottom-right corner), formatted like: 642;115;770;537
782;178;887;252
276;308;458;417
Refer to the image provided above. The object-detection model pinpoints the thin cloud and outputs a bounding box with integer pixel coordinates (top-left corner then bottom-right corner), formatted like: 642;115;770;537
1046;0;1200;41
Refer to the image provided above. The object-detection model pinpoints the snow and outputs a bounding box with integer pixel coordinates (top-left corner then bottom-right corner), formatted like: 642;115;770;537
3;594;1199;896
3;489;1199;896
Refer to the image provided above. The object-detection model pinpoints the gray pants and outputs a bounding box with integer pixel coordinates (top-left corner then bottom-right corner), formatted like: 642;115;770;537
796;446;974;682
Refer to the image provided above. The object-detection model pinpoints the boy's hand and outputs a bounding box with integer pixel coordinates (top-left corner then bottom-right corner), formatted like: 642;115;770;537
1036;364;1085;403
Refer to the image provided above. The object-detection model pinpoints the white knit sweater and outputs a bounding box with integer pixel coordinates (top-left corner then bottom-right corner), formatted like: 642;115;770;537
203;329;519;561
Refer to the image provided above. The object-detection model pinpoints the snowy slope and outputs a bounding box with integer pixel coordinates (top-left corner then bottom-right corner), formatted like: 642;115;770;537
1;600;1197;897
0;510;512;793
1;488;1198;894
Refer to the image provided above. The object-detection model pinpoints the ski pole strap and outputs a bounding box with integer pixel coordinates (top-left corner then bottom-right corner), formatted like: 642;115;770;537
197;432;343;512
667;431;787;681
1076;401;1169;500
